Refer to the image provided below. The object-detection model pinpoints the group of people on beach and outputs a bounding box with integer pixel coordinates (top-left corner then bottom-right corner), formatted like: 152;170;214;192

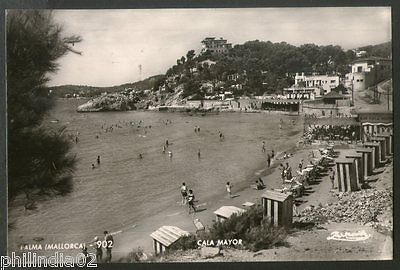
305;124;359;142
81;231;114;264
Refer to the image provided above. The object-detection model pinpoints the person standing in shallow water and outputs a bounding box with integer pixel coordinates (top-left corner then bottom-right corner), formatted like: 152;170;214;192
97;156;101;165
180;182;188;205
103;231;114;263
93;236;103;263
187;190;196;214
226;182;232;198
197;149;201;159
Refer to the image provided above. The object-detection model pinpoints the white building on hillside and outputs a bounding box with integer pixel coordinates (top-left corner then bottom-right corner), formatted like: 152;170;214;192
294;72;340;95
283;72;340;100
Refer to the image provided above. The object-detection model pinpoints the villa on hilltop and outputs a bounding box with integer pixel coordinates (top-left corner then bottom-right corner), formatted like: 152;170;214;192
201;37;232;54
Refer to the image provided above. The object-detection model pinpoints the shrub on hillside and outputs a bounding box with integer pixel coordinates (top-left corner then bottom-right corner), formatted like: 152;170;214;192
205;205;288;251
170;234;198;251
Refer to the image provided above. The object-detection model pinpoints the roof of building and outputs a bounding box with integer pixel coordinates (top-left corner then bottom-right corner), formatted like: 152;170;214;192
213;206;246;218
355;148;373;153
261;190;292;202
150;226;189;247
370;136;386;141
322;90;346;99
335;157;354;163
363;142;380;146
352;57;391;64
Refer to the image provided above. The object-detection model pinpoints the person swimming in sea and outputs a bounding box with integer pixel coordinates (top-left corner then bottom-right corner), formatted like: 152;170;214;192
139;153;143;159
91;163;95;169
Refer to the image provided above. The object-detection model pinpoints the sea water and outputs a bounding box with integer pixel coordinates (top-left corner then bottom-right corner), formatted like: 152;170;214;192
8;99;303;251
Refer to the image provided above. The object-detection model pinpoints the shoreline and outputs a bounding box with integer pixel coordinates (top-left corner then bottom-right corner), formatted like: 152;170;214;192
108;141;304;260
8;107;305;259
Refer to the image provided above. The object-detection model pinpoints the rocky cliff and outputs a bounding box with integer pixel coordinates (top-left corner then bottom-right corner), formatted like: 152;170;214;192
76;94;136;112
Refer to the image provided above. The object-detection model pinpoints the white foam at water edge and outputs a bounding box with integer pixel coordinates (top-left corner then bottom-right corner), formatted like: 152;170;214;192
166;212;182;217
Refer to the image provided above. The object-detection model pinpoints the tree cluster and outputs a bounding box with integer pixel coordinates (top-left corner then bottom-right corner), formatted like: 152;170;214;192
164;40;362;98
7;10;81;202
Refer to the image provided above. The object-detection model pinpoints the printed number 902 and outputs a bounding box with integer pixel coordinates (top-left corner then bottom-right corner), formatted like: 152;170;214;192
95;240;113;248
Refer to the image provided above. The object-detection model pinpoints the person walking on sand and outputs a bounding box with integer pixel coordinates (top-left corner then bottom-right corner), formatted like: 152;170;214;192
180;182;188;205
262;141;266;153
162;145;166;154
226;182;232;198
103;231;114;263
187;190;196;214
271;150;275;159
267;154;271;167
298;159;304;171
279;164;285;182
93;236;103;263
329;168;336;189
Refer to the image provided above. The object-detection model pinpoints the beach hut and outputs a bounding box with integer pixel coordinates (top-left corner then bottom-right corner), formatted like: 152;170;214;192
345;151;364;186
355;148;374;177
150;226;189;255
261;190;293;227
335;158;358;192
370;137;387;162
213;206;246;223
376;132;392;156
363;142;381;168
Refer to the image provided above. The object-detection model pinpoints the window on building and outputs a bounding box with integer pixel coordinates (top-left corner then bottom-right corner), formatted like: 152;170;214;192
356;79;359;82
330;80;336;83
357;66;362;72
360;79;363;82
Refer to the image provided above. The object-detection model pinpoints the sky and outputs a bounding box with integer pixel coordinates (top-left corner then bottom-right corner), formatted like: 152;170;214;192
48;7;391;87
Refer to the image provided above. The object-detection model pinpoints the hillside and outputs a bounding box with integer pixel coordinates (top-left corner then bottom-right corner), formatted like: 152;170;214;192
56;39;391;112
358;41;392;58
49;74;165;98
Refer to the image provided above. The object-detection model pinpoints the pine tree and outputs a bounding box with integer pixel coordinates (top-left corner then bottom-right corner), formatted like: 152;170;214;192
7;10;82;204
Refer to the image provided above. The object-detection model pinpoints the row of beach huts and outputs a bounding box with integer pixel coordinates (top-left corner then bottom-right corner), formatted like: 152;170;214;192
149;115;393;256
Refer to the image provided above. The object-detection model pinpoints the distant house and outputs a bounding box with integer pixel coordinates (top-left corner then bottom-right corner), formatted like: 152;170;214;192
352;49;367;58
227;73;240;81
322;90;347;105
201;37;232;54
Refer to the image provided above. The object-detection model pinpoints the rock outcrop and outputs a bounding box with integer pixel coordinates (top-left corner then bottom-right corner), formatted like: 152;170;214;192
77;93;136;112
